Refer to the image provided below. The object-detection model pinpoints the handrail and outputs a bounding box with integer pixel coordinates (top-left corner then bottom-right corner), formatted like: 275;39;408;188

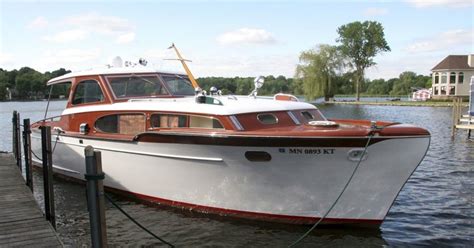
31;115;63;126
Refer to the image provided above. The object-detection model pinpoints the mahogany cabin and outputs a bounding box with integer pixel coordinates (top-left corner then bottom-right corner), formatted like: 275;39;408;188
33;70;328;142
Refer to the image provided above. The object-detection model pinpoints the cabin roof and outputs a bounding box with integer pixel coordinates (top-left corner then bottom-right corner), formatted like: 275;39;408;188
47;66;185;85
60;96;316;116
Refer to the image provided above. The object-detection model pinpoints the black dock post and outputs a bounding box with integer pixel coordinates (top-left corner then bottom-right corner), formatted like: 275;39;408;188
23;118;33;191
84;146;108;248
41;125;56;229
12;111;17;158
15;111;22;171
12;111;22;170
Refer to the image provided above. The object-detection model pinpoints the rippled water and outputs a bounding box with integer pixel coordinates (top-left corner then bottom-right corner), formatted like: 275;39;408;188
1;101;472;247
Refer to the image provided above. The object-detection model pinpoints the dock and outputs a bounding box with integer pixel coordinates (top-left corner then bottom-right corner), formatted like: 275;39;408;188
0;153;63;247
451;97;473;139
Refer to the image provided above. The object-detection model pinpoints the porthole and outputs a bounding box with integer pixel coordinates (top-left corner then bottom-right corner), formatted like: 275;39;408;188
257;114;278;125
245;151;272;162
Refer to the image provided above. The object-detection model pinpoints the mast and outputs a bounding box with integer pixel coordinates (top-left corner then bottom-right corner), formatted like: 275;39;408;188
167;43;200;88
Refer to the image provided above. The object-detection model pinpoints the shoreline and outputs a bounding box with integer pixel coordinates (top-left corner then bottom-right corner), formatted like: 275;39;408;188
320;101;468;107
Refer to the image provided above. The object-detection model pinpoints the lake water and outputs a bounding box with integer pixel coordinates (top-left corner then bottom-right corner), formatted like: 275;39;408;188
0;101;472;247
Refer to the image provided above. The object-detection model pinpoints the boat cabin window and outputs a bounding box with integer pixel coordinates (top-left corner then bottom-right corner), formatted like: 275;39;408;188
161;75;195;96
150;114;224;129
190;115;224;129
257;114;278;125
108;75;168;99
95;114;145;135
300;110;326;122
150;114;188;128
72;80;105;105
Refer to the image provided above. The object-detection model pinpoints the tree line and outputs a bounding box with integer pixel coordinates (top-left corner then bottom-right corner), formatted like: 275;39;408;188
0;67;430;101
0;67;70;101
197;72;430;99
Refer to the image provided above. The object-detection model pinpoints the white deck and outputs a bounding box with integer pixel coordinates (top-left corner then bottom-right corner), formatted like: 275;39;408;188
61;96;316;116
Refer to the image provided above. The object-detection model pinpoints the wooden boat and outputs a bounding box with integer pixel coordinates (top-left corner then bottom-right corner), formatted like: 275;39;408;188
31;46;430;226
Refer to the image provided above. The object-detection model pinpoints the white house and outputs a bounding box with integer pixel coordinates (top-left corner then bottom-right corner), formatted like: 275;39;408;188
431;54;474;99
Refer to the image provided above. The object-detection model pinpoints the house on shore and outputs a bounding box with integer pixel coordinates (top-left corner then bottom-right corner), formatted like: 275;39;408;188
431;54;474;99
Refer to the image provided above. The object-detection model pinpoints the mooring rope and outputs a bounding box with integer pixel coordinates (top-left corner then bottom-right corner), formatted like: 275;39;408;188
104;193;175;247
30;130;61;162
288;132;375;247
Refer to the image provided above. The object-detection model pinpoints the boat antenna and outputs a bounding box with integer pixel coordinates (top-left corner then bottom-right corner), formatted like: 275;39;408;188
165;43;200;89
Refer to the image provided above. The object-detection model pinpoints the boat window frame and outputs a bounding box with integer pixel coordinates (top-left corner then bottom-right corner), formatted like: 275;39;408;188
287;111;301;125
229;115;244;131
256;113;279;125
158;73;196;96
94;112;147;135
104;73;172;100
71;79;107;106
301;111;314;121
149;113;225;130
297;109;327;123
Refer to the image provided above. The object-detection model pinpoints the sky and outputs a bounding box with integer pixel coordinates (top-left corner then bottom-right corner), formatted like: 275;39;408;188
0;0;473;79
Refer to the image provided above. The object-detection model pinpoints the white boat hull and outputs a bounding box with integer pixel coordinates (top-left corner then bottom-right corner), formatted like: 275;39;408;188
31;132;429;225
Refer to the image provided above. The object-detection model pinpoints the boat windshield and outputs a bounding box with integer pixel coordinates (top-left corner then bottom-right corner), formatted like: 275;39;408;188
108;75;168;99
161;74;195;96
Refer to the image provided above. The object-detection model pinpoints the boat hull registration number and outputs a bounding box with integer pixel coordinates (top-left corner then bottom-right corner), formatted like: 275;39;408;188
279;148;336;155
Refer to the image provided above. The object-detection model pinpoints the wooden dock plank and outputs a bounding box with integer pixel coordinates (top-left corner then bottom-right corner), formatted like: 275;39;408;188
456;124;474;130
0;153;63;247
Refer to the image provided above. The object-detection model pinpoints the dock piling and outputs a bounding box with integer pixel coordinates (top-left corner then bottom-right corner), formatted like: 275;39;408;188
41;125;56;229
84;146;108;248
23;118;33;191
12;111;22;170
452;97;473;139
12;111;17;158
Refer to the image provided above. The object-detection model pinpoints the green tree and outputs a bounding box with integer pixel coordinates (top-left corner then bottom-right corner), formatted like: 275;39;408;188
337;21;390;101
295;44;344;101
15;67;45;99
390;71;431;96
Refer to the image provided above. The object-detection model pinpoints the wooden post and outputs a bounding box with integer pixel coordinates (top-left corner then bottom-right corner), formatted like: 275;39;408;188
41;126;56;229
12;111;22;170
23;119;33;191
84;146;108;248
452;98;457;138
15;112;22;171
12;111;17;158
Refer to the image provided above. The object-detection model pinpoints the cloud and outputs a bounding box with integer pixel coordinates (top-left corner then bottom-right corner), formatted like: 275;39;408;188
42;29;88;43
28;16;48;29
35;48;102;72
363;7;388;16
116;32;135;44
406;0;473;8
42;13;135;44
143;49;297;78
405;29;473;53
217;28;276;45
366;54;438;79
65;13;134;35
189;54;297;78
0;52;14;67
